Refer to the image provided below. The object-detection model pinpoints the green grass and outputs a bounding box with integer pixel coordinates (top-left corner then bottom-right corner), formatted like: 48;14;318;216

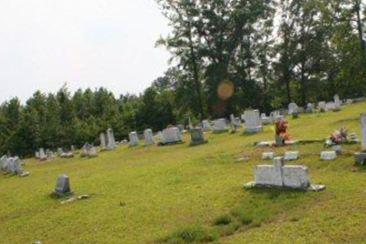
1;102;366;243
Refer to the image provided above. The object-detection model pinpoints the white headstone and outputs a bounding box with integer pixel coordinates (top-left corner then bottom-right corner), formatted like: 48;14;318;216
262;152;275;160
202;120;212;131
334;94;341;110
284;151;299;161
243;110;262;133
321;151;337;161
144;129;154;145
129;131;139;147
325;102;336;111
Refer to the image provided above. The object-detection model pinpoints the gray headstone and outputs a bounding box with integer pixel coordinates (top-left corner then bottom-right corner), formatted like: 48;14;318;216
129;131;139;147
213;118;228;133
262;152;275;160
288;103;299;115
144;129;154;145
202;120;212;131
321;151;337;161
190;128;207;146
55;174;72;196
361;113;366;151
106;128;116;150
100;133;106;149
160;127;182;144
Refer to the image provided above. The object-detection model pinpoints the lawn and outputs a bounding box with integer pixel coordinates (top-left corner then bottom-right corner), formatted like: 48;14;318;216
1;102;365;243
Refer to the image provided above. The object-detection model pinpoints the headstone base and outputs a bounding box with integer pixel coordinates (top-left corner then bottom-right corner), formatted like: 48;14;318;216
213;129;229;134
189;140;208;147
158;140;184;146
244;126;263;134
243;181;326;192
355;152;366;165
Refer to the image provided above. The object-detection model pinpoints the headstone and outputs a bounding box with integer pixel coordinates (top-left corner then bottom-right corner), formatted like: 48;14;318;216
190;128;208;146
321;151;337;161
144;129;154;145
326;102;336;111
100;133;106;150
288;102;299;116
213;118;229;133
262;152;275;160
246;157;324;190
355;113;366;165
261;113;272;125
57;148;64;156
177;124;185;132
54;174;72;196
334;94;341;111
230;114;241;129
318;101;326;112
129;131;139;147
39;148;47;161
46;149;55;161
88;147;98;157
306;103;314;113
243;110;263;133
35;151;40;159
81;143;91;157
202;120;212;132
160;127;183;145
106;128;116;150
270;111;283;122
284;151;299;161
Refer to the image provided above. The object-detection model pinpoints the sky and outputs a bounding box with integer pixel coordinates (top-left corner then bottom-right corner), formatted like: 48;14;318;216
0;0;171;103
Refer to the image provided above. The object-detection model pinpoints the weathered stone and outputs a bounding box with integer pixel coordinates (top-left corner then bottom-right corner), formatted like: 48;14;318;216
355;114;366;165
318;101;326;112
321;151;337;161
243;110;263;134
190;128;208;146
100;133;106;150
334;94;341;111
129;131;139;147
202;120;212;132
288;103;299;116
262;152;275;160
284;151;299;161
282;165;310;189
159;127;183;145
261;113;272;125
355;152;366;165
54;174;72;196
248;157;317;190
39;148;47;161
144;129;154;145
213;118;229;133
106;128;116;150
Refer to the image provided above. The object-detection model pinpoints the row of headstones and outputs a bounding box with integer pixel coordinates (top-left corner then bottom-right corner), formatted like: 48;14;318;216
36;147;75;161
203;110;265;134
128;127;207;147
0;155;29;177
262;149;340;162
288;94;342;117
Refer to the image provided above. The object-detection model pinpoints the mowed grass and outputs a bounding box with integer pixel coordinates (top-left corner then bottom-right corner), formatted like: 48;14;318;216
0;102;365;243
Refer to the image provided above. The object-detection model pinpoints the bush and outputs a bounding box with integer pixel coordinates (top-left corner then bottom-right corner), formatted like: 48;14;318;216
214;215;232;226
164;225;219;243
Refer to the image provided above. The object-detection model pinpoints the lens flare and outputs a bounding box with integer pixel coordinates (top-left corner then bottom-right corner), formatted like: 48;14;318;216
217;80;234;101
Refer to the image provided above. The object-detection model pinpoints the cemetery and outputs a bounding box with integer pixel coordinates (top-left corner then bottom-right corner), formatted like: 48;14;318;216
0;101;365;243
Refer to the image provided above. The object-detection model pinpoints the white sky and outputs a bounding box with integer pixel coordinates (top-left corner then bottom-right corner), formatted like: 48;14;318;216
0;0;171;103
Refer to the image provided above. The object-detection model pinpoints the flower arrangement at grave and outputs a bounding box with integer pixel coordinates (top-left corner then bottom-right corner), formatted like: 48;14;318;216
275;119;291;145
326;127;359;146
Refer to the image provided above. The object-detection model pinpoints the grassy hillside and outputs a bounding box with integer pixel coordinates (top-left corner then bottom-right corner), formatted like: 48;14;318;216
1;102;365;243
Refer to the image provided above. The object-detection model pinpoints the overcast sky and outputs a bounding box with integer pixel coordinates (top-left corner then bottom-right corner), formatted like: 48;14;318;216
0;0;171;103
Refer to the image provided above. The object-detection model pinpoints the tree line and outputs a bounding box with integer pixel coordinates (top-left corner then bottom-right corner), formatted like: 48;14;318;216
0;0;365;156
